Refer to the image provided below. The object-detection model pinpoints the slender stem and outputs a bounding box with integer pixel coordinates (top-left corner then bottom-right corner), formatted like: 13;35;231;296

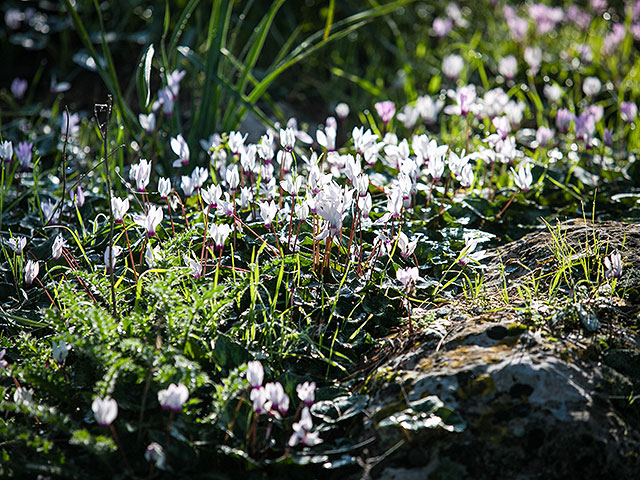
123;223;138;281
496;190;518;219
164;197;176;235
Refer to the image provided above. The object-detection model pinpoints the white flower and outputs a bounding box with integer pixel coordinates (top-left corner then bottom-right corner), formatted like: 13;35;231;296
228;131;248;155
92;396;118;427
225;165;240;191
511;162;533;192
139;113;156;134
52;340;72;363
158;383;189;412
7;236;26;254
0;140;13;163
459;233;488;266
24;260;39;285
145;442;166;470
201;184;222;208
133;205;163;236
52;235;66;260
296;381;316;406
582;76;601;97
181;175;195;198
209;223;232;250
352;127;378;155
158;177;171;199
251;387;267;414
543;84;563;103
184;254;203;279
444;85;477;116
246;361;264;388
458;163;474;188
131;159;152;192
604;252;623;279
498;55;518;79
396;267;419;290
442;54;464;79
335;102;350;119
397;232;417;258
524;47;542;73
317;123;337;151
171;134;190;168
288;407;322;447
280;128;296;152
264;382;289;415
260;200;278;228
191;166;208;190
145;243;161;268
111;197;130;223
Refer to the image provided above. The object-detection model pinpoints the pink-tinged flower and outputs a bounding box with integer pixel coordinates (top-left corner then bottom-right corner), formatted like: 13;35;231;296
209;223;232;250
459;233;488;266
171;134;190;168
444;85;477;116
396;267;419;290
11;78;27;99
264;382;289;415
575;111;596;144
536;126;555;147
250;387;267;414
528;4;564;35
296;381;316;406
131;159;152;192
184;254;203;279
145;442;166;470
154;87;174;116
432;17;453;37
604;252;623;279
260;200;277;228
524;47;542;74
620;102;638;123
442;54;464;79
133;205;163;236
0;348;7;369
288;407;322;447
15;141;33;170
246;361;264;389
555;109;575;133
397;232;417;258
503;6;528;41
0;141;13;163
70;186;85;208
567;6;591;30
92;396;118;427
158;383;189;412
111;197;129;224
158;177;171;199
375;101;396;125
602;23;625;55
24;260;39;286
166;69;186;100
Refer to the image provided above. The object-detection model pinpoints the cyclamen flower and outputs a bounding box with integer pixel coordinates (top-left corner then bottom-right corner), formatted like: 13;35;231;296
8;236;26;254
139;113;156;134
226;165;240;191
317;124;337;151
524;47;542;74
296;381;316;406
288;407;322;447
444;85;477;116
131;159;152;192
620;102;638;123
251;387;268;414
264;382;289;415
71;186;85;208
0;141;13;163
442;54;464;79
61;111;80;138
158;177;171;199
14;387;34;406
375;101;396;124
209;223;232;250
260;200;277;228
52;235;66;260
133;205;163;236
396;267;419;290
604;252;623;279
555;109;575;133
512;162;533;192
0;349;7;369
184;254;203;279
158;383;189;412
171;134;190;168
459;233;488;266
432;17;453;37
228;131;248;156
11;78;27;99
582;77;601;97
111;197;130;223
397;231;417;258
16;141;33;170
92;396;118;427
246;361;264;389
24;260;39;285
145;442;166;470
536;126;555;147
544;84;563;103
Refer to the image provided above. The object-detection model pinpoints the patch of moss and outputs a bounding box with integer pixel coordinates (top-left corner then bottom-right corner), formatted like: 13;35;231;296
457;374;495;400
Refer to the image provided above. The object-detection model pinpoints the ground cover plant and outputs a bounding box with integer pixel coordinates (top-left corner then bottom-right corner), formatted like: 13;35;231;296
1;0;639;478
